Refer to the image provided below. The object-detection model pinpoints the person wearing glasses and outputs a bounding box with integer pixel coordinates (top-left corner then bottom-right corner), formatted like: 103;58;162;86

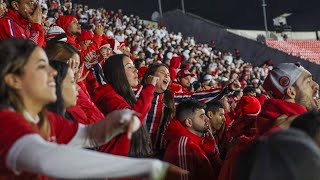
0;0;45;46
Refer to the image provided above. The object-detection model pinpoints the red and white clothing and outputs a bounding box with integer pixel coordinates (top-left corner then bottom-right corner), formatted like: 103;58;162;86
0;109;78;179
56;15;102;54
162;119;219;180
93;83;155;156
0;9;45;46
132;85;226;153
173;87;226;104
0;109;170;180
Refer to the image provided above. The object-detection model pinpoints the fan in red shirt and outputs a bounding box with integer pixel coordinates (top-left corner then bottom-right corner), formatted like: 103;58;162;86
258;63;318;135
217;96;261;180
162;99;218;180
93;54;159;157
0;0;45;46
44;41;104;124
136;64;228;158
0;38;182;180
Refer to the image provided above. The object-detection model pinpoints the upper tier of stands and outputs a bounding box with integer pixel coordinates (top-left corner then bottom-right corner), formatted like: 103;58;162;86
266;40;320;64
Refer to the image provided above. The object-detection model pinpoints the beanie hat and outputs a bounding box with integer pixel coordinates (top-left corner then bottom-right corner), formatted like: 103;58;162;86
76;29;94;42
263;63;305;99
46;25;67;42
236;96;261;117
56;15;76;34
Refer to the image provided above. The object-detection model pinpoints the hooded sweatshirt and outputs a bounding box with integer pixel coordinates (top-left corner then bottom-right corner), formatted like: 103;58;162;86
257;98;307;135
169;56;182;82
56;15;82;50
0;9;45;46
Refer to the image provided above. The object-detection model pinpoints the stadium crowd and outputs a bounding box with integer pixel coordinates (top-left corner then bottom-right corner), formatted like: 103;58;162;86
1;0;320;180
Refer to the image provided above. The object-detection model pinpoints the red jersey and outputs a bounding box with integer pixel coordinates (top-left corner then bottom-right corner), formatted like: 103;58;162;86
0;109;78;180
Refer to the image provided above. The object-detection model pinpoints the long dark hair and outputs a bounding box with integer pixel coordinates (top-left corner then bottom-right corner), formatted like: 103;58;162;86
142;63;174;118
103;54;137;106
141;63;175;157
0;38;50;138
46;61;72;119
103;54;153;158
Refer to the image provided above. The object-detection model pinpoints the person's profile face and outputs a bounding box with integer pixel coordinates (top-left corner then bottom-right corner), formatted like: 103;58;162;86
294;70;317;111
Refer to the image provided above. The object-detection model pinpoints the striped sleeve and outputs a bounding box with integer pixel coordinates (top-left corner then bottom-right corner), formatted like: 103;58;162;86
178;136;189;180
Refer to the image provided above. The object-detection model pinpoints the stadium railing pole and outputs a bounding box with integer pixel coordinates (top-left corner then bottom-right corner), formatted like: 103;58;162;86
262;0;269;38
158;0;163;27
181;0;185;14
158;0;163;19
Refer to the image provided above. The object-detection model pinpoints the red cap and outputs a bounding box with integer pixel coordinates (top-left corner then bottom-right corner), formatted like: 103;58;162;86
177;69;195;78
77;30;93;42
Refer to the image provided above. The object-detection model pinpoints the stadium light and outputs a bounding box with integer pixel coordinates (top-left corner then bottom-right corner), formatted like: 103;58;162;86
262;0;269;38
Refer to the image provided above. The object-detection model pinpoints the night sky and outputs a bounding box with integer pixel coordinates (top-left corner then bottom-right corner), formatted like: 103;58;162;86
81;0;320;31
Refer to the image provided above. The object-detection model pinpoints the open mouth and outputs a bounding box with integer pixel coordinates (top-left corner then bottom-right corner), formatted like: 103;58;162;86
163;79;169;85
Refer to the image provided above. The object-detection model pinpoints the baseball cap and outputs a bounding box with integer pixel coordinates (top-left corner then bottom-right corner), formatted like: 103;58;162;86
177;69;195;78
263;63;305;99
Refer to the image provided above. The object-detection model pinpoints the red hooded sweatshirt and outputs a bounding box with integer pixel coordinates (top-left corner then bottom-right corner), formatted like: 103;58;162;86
0;9;45;46
169;56;182;82
56;15;102;55
162;119;220;180
257;98;307;135
56;15;83;50
93;83;155;156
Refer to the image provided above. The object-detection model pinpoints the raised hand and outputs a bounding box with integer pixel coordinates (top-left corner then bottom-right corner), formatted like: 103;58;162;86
94;24;105;36
146;75;160;86
25;4;42;24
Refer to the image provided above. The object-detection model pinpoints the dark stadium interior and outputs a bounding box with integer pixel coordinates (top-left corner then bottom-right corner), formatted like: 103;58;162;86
82;0;320;31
